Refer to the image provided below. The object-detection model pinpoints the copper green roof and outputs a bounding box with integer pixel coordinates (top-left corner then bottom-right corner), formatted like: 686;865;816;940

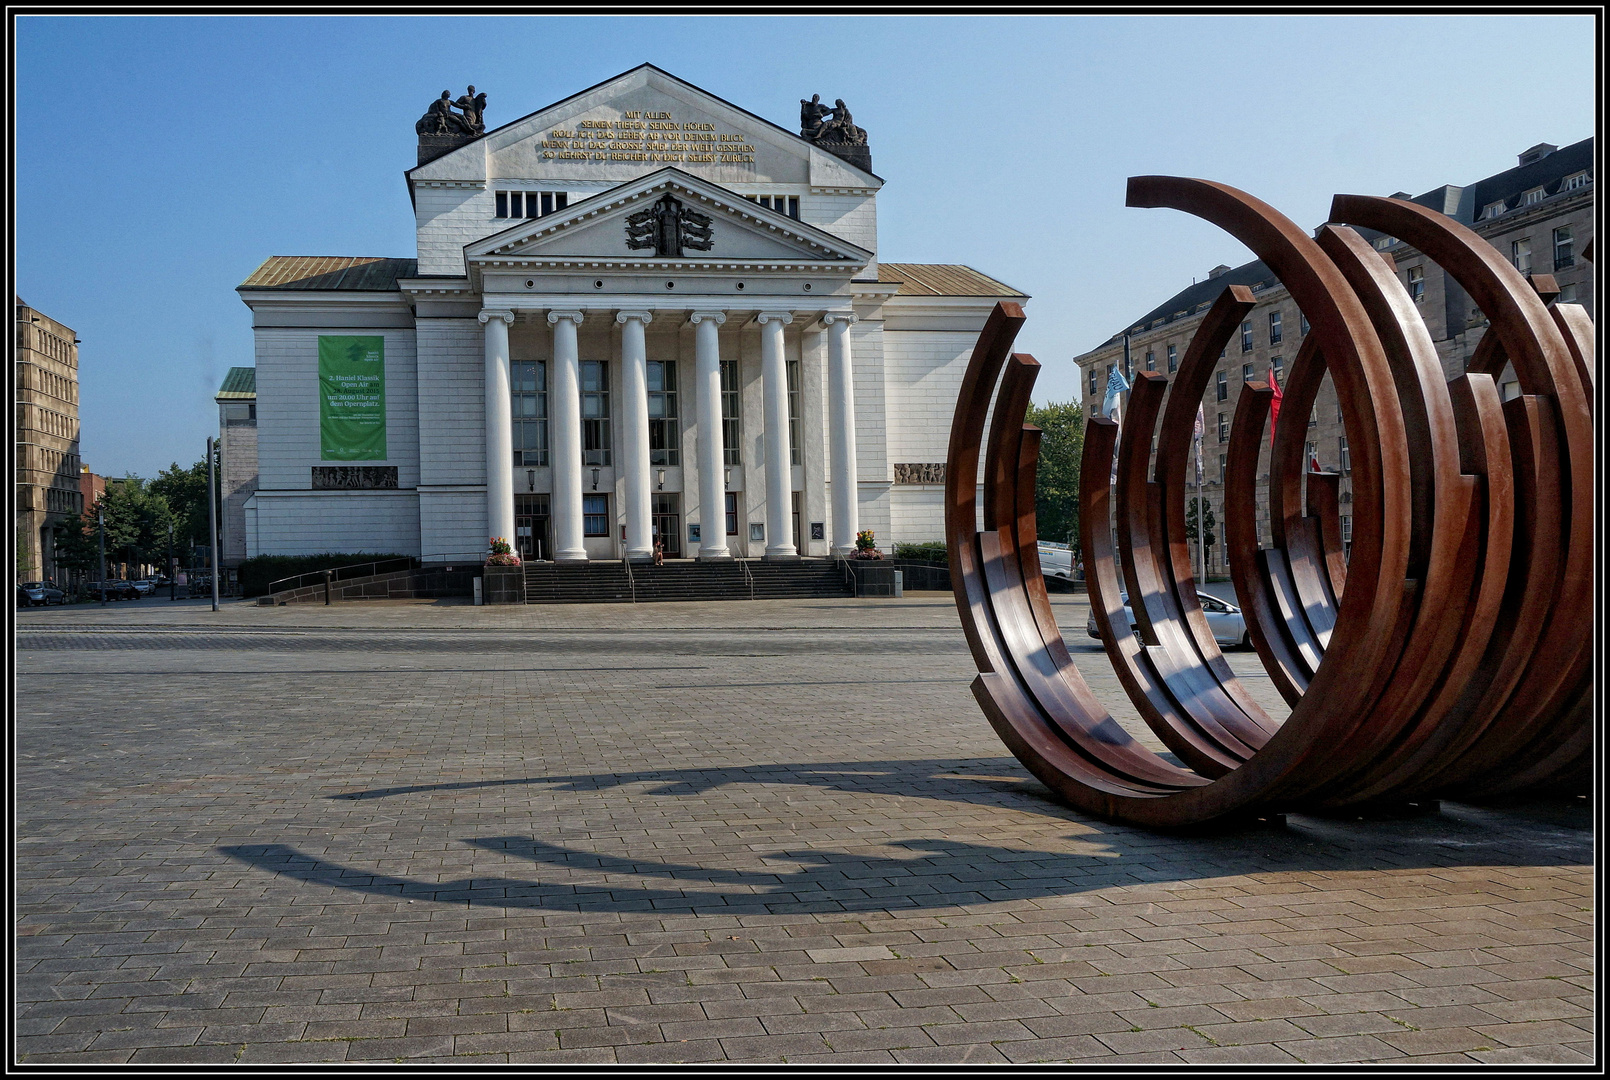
878;263;1027;298
217;367;256;400
238;256;417;291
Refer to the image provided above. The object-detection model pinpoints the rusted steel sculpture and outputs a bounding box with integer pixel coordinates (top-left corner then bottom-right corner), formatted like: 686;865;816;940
946;177;1593;826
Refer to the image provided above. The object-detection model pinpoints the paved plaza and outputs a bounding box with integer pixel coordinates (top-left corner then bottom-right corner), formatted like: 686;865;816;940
14;593;1594;1064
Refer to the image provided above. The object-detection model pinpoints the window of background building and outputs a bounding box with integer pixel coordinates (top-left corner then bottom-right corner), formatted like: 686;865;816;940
1511;237;1532;274
1306;441;1317;468
1561;171;1589;191
786;359;802;466
743;194;801;220
1299;312;1310;336
1216;371;1228;401
1559;282;1577;304
1145;350;1155;372
1553;226;1574;270
1482;201;1506;219
1269;310;1282;344
1502;380;1520;401
1241;321;1253;352
495;190;568;219
582;494;609;536
1272;356;1283;382
1088;367;1098;396
1339;435;1350;473
1218;412;1229;442
1373;236;1394;250
720;359;741;466
1241;363;1254;383
1167;344;1178;372
511;360;548;466
1407;265;1425;303
1218;453;1227;484
581;360;611;466
1341;515;1352;555
648;360;678;466
1522;187;1544;205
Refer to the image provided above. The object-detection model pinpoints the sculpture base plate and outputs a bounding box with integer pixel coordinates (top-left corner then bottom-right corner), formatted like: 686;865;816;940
814;141;872;174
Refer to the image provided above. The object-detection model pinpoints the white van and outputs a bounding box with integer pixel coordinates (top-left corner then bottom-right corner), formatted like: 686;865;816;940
1037;541;1076;582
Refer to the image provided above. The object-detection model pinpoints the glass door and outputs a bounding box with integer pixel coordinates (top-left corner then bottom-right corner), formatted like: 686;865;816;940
652;494;681;558
515;494;550;561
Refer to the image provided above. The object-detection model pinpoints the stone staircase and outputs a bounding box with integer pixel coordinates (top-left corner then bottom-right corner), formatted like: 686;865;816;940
522;558;854;605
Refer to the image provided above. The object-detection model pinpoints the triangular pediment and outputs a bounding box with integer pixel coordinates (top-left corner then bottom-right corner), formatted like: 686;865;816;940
408;64;881;189
464;168;872;267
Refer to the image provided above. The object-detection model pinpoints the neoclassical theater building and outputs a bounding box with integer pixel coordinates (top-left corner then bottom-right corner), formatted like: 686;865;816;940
238;65;1024;563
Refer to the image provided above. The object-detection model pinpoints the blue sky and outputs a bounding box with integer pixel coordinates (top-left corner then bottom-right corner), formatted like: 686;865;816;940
14;14;1595;479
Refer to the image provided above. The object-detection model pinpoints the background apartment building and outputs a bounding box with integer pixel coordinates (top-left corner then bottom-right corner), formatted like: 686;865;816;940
216;366;258;570
1073;138;1593;574
15;297;83;581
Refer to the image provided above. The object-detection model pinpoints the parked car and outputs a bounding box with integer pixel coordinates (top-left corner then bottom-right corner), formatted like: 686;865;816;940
87;580;140;601
130;579;157;596
18;581;67;606
1087;591;1251;649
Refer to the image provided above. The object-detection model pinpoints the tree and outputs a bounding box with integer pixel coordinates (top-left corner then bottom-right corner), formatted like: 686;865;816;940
1185;496;1218;549
97;476;174;574
51;511;102;578
1024;400;1084;550
148;459;212;553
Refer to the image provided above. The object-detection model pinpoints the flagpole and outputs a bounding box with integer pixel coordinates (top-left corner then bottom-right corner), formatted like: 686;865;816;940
1193;405;1206;585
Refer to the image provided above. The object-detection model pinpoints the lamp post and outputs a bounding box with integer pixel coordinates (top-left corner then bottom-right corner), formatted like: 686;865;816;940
207;437;220;612
168;521;176;601
97;508;106;607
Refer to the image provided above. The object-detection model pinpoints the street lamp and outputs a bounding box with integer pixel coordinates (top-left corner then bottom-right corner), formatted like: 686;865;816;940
168;522;176;601
97;508;106;607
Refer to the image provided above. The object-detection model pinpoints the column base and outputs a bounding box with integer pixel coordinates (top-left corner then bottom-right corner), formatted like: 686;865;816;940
763;549;800;562
625;548;653;562
554;550;589;563
698;548;732;560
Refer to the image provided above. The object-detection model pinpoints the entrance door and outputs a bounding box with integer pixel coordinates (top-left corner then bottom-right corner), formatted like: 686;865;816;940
652;493;681;557
791;491;802;554
515;494;550;561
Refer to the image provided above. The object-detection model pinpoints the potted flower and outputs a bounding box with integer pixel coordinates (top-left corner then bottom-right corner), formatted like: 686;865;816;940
852;529;884;560
486;536;521;566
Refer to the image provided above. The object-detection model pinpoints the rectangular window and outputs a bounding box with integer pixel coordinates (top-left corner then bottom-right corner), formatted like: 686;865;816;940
1166;344;1178;372
1523;187;1544;205
511;360;548;466
1482;201;1506;219
648;360;679;466
1271;356;1283;381
1268;310;1282;344
1144;350;1155;372
1241;321;1253;352
724;491;738;536
1299;312;1310;336
1216;370;1228;401
495;190;566;220
1341;515;1352;551
1218;412;1229;442
495;191;508;218
581;360;611;466
1561;172;1589;192
1218;453;1227;484
1511;238;1532;275
1306;442;1317;468
720;359;741;466
1553;226;1574;270
1088;367;1098;396
582;494;609;537
1241;363;1254;384
1407;265;1425;302
786;359;802;466
1339;435;1350;473
744;194;801;220
1558;282;1577;304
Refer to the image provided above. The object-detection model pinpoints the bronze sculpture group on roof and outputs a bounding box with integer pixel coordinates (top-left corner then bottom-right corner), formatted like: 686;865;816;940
416;85;487;137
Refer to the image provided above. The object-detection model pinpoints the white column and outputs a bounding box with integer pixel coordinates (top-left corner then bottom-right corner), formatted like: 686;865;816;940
548;309;587;562
617;310;653;562
479;309;516;552
824;312;859;556
689;311;729;559
757;311;796;559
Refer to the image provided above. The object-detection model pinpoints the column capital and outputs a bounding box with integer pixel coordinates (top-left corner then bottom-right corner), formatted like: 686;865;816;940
478;309;516;326
755;310;795;326
821;311;858;326
687;310;727;327
547;309;585;326
615;310;654;325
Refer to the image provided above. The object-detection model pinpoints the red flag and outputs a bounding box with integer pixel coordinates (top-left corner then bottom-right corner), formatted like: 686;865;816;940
1268;365;1283;447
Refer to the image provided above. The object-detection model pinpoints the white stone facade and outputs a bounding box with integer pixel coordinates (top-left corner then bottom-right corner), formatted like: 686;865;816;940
237;65;1025;565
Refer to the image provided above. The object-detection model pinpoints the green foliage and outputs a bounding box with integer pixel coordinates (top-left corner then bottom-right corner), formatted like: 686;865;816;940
98;476;175;571
891;541;948;563
17;524;37;578
1185;496;1218;549
1024;399;1084;550
148;459;213;551
50;511;102;577
237;552;412;598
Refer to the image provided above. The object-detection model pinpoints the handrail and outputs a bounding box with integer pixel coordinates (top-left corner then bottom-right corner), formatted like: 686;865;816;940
266;557;418;595
622;556;636;603
739;557;756;601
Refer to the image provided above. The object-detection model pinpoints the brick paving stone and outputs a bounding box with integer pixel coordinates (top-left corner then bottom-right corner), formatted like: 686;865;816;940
12;598;1593;1063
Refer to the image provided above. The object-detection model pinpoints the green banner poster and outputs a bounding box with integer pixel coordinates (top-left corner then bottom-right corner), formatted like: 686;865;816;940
318;336;386;460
